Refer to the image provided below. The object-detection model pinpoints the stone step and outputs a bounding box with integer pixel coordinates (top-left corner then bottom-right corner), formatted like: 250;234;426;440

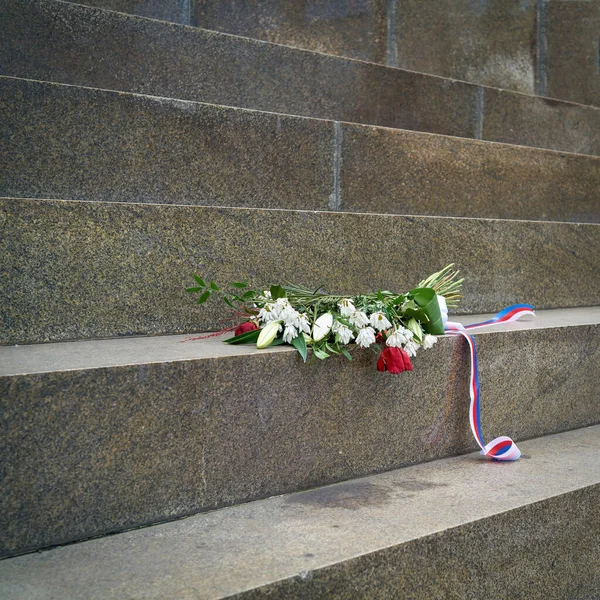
2;76;600;223
2;0;599;156
1;308;599;557
1;425;598;597
2;197;600;344
71;0;600;107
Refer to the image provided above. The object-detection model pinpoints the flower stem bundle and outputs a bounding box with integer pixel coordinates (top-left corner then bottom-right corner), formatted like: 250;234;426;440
186;265;463;373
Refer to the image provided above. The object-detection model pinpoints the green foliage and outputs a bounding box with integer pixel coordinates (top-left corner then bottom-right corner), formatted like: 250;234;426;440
291;334;307;362
225;329;260;344
186;265;463;364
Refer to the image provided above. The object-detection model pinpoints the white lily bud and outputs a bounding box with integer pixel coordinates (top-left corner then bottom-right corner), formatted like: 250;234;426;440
312;313;333;342
406;318;423;341
256;321;282;349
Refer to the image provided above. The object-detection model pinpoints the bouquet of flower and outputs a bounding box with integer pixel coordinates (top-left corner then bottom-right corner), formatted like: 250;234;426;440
187;265;463;373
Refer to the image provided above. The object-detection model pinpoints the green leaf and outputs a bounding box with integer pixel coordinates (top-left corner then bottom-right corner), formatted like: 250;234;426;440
223;296;234;308
185;286;203;293
197;290;211;304
270;285;286;300
209;281;220;291
231;282;248;288
325;342;340;354
377;290;385;302
291;333;307;362
242;291;256;299
270;336;287;346
408;287;444;335
340;347;353;361
193;274;206;287
313;347;330;360
225;329;261;344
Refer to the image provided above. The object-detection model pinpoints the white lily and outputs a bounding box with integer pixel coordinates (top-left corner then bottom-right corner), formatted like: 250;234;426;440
422;334;437;349
312;313;334;342
355;326;376;348
386;327;408;347
349;310;369;328
332;321;354;345
282;324;298;344
369;312;392;331
297;313;311;334
404;340;419;357
257;303;280;323
338;299;355;317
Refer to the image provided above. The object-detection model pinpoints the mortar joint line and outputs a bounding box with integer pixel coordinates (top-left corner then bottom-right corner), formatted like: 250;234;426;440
328;121;343;211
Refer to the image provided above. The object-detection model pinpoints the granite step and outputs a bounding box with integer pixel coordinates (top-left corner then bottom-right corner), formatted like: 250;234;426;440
2;0;599;156
2;76;600;223
1;308;599;557
69;0;600;107
1;426;598;598
2;197;600;344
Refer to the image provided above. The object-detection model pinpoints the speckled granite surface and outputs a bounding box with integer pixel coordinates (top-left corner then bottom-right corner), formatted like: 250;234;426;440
0;427;598;598
340;120;600;222
68;0;600;108
2;0;599;154
2;76;599;222
241;485;600;600
546;0;600;107
1;198;599;344
0;77;333;210
74;0;190;24
1;319;599;556
483;87;600;156
394;0;537;94
0;0;478;140
192;0;388;64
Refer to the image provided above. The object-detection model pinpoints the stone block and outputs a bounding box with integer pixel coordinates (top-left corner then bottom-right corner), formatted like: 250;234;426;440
1;198;599;343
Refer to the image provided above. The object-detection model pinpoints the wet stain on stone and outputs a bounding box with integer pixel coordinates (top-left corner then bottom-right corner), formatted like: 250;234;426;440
520;454;531;459
392;479;449;492
286;481;391;510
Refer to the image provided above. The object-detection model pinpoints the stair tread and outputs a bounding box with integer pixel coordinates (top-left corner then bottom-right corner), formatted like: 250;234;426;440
2;307;599;377
1;425;598;599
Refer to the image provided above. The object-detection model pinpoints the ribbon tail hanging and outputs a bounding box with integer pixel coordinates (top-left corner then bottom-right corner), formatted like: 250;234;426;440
444;304;535;462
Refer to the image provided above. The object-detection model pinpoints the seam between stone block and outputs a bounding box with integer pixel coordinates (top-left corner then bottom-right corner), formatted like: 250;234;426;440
182;0;191;26
386;0;399;68
536;0;548;96
328;121;343;211
475;87;485;140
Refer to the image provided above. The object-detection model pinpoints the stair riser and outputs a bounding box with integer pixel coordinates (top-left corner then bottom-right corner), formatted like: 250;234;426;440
2;325;599;556
241;485;600;599
2;1;599;155
76;0;190;24
2;198;599;345
72;0;600;107
3;77;600;222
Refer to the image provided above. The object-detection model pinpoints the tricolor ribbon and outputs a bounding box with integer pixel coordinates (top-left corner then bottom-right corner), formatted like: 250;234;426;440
441;302;536;462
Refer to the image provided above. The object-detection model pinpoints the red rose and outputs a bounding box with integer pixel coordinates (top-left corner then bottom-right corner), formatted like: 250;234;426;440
377;347;413;374
234;321;259;336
